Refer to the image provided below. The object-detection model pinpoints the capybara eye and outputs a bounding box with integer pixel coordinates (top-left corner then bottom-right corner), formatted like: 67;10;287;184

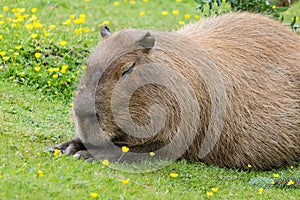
121;63;135;79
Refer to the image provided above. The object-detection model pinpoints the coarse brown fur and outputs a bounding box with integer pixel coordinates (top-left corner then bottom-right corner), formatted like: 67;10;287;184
49;12;300;170
276;0;297;7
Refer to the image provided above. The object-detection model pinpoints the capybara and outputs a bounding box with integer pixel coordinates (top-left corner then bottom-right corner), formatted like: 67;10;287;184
49;12;300;170
276;0;297;7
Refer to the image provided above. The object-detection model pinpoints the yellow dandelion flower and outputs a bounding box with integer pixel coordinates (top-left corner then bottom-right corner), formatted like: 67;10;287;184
53;68;59;72
122;146;129;152
52;74;59;79
31;7;37;13
35;52;41;58
15;45;22;50
130;0;136;5
211;187;218;193
102;20;110;25
178;21;185;26
296;16;299;23
48;68;54;73
34;67;41;72
273;173;280;178
69;14;75;19
258;188;264;194
33;20;43;28
62;19;71;25
75;28;81;35
270;181;275;185
184;14;191;19
69;102;73;107
31;33;37;39
3;6;9;12
16;16;24;23
287;180;294;185
25;23;33;29
38;170;44;177
102;159;110;166
247;164;251;168
206;191;213;197
176;0;182;2
90;192;98;198
44;32;50;37
0;21;4;25
142;0;148;2
84;0;90;2
61;65;68;73
79;14;86;19
170;172;178;178
172;10;179;15
3;56;9;61
113;1;120;6
161;11;168;16
272;5;276;9
59;40;67;46
0;51;5;56
83;27;89;33
194;15;200;20
47;81;51;86
149;152;155;156
81;65;87;70
49;24;56;30
121;179;130;184
73;18;85;24
139;11;145;16
53;149;60;157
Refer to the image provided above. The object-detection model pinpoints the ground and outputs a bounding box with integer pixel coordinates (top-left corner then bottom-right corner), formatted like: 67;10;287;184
0;0;299;199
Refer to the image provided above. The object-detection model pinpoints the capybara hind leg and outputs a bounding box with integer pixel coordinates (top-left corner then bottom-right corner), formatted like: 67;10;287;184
47;137;86;155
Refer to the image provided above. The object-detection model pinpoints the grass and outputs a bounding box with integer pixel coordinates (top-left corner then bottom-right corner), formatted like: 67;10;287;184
0;0;300;199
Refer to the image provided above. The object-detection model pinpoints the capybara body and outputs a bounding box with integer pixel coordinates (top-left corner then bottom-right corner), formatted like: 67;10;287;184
53;12;300;170
276;0;297;7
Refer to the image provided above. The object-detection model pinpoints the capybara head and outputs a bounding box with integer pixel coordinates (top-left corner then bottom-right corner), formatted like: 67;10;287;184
72;12;300;170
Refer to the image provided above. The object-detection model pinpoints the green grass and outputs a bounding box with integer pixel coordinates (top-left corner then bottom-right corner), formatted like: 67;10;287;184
0;0;300;199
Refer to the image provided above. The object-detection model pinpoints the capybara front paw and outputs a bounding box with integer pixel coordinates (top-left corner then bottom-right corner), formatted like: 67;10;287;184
47;137;86;155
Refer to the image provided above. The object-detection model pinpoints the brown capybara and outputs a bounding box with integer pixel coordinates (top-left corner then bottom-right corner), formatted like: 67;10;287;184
49;12;300;170
276;0;297;7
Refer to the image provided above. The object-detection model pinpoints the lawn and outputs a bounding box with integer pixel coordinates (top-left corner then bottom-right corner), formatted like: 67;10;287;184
0;0;299;199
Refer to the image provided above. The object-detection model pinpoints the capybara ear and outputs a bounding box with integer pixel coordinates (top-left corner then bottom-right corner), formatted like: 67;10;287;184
135;32;155;49
100;24;111;39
